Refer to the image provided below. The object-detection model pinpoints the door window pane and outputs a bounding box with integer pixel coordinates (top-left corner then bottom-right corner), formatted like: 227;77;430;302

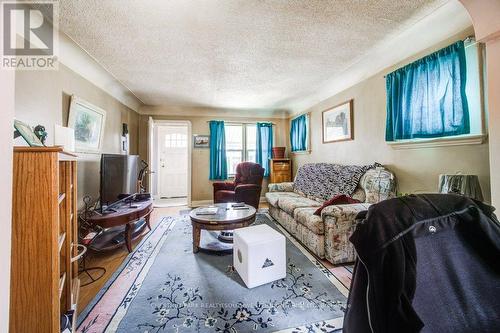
164;133;187;148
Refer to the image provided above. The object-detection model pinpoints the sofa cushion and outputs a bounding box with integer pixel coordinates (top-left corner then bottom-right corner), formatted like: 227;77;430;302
277;196;321;216
294;207;324;235
313;194;361;216
351;187;366;202
268;182;294;193
293;163;378;201
265;191;301;207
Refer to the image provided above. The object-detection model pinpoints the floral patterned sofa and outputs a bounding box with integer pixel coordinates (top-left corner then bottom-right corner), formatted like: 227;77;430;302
266;163;396;264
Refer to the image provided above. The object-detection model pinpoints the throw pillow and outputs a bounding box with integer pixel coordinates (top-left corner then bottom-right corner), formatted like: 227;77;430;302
359;167;397;203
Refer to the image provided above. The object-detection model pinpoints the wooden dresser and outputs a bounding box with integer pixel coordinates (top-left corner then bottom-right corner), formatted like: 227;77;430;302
270;158;292;183
10;147;80;333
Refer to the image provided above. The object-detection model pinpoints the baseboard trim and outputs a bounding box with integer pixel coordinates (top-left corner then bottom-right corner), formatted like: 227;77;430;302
190;200;213;207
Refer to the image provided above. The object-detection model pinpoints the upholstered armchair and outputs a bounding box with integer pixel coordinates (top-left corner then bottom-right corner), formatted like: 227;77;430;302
213;162;265;209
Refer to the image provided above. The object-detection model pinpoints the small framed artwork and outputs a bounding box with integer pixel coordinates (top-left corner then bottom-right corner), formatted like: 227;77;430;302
68;95;107;153
14;120;44;147
322;99;354;143
193;135;210;148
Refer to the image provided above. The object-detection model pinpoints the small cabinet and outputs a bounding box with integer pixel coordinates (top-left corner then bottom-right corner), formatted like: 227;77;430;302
270;158;292;183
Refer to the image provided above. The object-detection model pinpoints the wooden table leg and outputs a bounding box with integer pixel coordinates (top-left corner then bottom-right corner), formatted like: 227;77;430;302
192;224;201;253
125;223;133;253
145;213;152;231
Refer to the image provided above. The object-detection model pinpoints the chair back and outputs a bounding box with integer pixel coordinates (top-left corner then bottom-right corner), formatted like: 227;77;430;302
234;162;264;186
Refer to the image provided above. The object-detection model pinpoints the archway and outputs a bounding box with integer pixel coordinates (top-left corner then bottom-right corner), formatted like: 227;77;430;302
459;0;500;207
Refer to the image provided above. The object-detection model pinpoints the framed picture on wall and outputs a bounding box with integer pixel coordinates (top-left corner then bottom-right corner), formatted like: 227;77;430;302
322;99;353;143
193;135;210;148
68;95;107;153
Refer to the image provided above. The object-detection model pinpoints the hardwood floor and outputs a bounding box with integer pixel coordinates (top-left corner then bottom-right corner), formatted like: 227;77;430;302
77;202;352;313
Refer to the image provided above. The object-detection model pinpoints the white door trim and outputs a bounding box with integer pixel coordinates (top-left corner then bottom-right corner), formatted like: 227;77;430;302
147;116;155;196
150;119;192;207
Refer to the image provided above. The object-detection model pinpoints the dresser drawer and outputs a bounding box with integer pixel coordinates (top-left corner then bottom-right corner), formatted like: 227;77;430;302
273;173;291;183
273;162;290;171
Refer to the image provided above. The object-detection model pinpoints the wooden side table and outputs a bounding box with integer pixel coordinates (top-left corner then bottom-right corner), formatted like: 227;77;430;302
189;203;256;253
270;158;292;183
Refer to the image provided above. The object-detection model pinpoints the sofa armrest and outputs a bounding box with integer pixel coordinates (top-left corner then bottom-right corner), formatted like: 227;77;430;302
321;203;372;226
268;182;294;192
322;203;371;264
213;181;236;192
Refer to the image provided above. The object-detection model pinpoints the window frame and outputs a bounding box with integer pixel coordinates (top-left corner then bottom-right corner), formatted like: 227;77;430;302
225;123;259;177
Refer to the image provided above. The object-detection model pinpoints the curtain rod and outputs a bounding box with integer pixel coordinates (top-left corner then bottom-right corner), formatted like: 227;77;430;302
206;120;276;126
383;36;477;78
464;36;479;48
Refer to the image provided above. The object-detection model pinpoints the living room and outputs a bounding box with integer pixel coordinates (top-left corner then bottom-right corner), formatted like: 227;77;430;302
2;1;500;332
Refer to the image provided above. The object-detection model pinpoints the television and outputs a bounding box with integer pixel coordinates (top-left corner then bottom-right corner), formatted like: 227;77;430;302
100;154;140;208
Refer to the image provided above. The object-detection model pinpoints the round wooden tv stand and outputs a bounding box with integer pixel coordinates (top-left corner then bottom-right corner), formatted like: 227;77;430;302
88;199;153;252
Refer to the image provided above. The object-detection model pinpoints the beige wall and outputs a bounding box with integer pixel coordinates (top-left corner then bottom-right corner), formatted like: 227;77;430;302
291;30;491;203
15;64;140;207
138;112;289;203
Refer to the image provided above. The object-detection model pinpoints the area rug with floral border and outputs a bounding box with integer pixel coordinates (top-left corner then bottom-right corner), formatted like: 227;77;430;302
77;213;348;333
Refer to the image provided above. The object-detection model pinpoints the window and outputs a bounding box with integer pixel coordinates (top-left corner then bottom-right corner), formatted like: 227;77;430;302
164;133;187;148
290;113;309;152
386;39;484;146
246;124;256;163
224;123;257;175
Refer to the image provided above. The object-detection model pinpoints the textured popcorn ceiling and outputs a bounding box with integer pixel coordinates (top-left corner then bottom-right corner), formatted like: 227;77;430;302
58;0;449;112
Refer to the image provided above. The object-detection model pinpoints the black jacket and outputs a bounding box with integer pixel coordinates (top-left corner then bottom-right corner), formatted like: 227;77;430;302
344;194;500;333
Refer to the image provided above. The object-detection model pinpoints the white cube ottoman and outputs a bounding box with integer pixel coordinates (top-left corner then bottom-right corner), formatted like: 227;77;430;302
233;224;286;288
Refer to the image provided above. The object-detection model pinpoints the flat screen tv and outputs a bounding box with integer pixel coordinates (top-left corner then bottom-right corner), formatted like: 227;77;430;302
100;154;140;208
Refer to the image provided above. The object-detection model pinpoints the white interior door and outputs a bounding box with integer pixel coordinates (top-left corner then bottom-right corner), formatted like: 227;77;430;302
157;124;188;198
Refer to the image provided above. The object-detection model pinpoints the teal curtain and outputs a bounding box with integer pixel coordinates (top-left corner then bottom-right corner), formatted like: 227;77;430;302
256;122;273;177
386;41;470;141
209;121;227;180
290;114;307;151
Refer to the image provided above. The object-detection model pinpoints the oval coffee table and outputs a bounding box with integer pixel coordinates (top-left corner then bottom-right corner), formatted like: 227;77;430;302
189;203;256;253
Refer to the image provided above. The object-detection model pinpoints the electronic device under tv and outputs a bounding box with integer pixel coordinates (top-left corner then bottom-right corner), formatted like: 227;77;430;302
100;153;140;212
